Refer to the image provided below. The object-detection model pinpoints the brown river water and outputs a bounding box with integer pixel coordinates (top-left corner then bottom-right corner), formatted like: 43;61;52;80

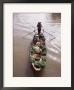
13;13;61;77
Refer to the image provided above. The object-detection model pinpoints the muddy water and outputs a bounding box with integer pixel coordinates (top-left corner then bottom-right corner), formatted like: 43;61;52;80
13;13;61;77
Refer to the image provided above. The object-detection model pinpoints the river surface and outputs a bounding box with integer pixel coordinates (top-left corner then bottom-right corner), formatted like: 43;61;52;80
13;13;61;77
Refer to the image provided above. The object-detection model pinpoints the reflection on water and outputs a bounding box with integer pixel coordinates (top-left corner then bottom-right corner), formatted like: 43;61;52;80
13;13;61;77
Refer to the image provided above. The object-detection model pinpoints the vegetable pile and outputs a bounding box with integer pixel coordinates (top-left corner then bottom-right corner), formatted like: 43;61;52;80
30;33;47;70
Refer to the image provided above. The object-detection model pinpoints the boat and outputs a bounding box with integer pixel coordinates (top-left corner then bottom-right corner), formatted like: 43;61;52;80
30;33;47;71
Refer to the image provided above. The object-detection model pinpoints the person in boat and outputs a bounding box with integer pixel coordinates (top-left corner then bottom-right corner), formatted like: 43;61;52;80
37;22;42;35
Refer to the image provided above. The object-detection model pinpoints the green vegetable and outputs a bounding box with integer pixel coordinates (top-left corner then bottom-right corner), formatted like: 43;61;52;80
30;33;47;69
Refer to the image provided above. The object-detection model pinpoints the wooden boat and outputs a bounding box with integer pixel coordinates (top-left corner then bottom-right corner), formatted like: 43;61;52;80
30;33;47;71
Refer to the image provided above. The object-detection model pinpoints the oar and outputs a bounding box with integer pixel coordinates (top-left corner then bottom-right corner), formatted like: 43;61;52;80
43;30;56;41
43;30;55;37
23;30;37;37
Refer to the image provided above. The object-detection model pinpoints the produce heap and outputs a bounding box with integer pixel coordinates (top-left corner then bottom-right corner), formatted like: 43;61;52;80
30;33;47;70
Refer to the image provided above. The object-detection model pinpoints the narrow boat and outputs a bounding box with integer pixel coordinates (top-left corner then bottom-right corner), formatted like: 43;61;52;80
30;33;47;71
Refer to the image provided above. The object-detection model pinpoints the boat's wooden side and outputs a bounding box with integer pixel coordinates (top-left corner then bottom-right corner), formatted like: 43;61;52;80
30;33;47;71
